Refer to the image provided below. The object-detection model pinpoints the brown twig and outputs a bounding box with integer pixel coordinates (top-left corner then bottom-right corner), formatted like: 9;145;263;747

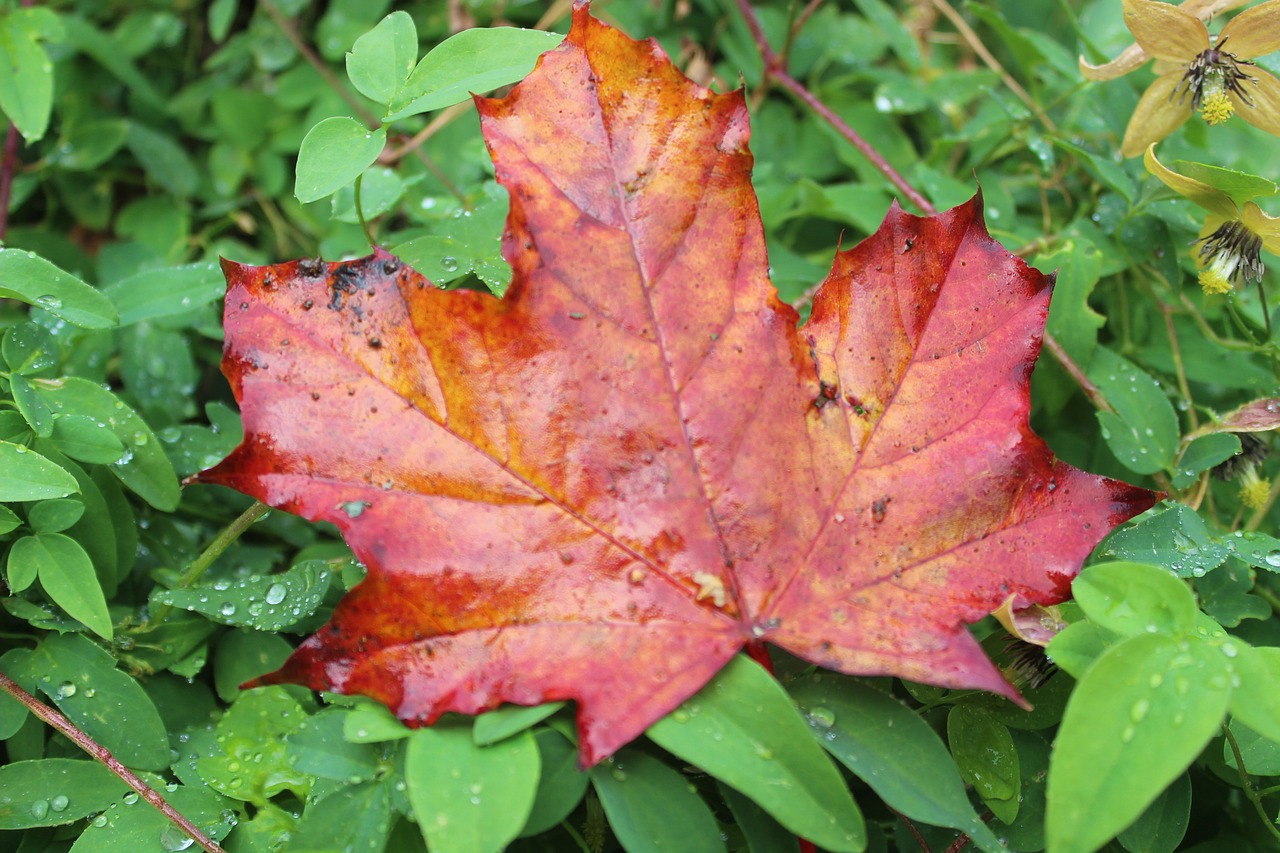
926;0;1056;131
1042;332;1115;414
734;0;935;214
892;807;933;852
0;669;227;853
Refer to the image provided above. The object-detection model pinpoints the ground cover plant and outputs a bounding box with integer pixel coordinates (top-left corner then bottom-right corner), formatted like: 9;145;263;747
2;1;1280;852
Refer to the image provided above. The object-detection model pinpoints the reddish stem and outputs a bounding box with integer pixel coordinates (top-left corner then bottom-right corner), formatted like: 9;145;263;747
0;669;227;853
733;0;935;215
0;121;22;242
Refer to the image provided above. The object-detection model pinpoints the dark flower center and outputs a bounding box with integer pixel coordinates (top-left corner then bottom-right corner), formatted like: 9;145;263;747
1198;218;1265;282
1175;38;1257;109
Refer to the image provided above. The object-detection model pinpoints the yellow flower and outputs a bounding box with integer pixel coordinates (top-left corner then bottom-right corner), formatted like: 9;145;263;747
1081;0;1251;80
1103;0;1280;156
1145;144;1280;293
1239;465;1272;509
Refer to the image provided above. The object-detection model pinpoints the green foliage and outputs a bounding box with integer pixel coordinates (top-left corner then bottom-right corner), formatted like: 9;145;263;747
1;1;1280;852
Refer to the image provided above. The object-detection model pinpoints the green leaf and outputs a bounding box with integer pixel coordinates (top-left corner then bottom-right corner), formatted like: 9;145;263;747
1072;561;1197;636
1172;160;1278;203
196;686;311;804
344;700;410;743
19;533;112;639
473;701;564;746
1038;237;1104;366
1046;633;1233;853
391;182;510;293
287;709;381;782
38;377;179;511
27;498;85;534
1116;772;1191;853
346;11;417;104
0;759;124;829
52;118;130;171
10;373;54;437
5;535;40;593
947;705;1020;823
1220;530;1280;573
0;505;20;536
0;11;54;141
294;118;386;203
126;122;198;198
51;415;127;465
21;634;169;769
405;722;540;853
1172;433;1240;489
719;782;800;853
519;728;590;838
67;784;235;853
1224;719;1280;774
288;781;393;853
208;0;238;42
788;674;1005;852
150;558;334;631
591;748;725;853
102;262;224;326
0;248;117;329
647;655;864;853
1228;645;1280;744
1196;559;1270;626
385;28;564;120
1089;348;1179;475
212;629;294;703
0;440;77;500
1097;503;1230;578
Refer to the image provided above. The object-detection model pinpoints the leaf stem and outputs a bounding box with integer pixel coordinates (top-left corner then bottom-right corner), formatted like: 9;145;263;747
1223;722;1280;843
149;501;271;625
1041;332;1114;414
0;121;22;243
0;669;227;853
354;173;374;247
733;0;935;215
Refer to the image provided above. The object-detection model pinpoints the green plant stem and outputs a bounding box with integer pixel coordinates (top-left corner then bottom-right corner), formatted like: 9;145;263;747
149;501;270;625
354;173;374;247
1223;722;1280;843
0;669;227;853
1254;582;1280;617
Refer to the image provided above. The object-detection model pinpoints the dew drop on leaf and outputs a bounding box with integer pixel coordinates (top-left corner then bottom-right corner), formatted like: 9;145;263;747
808;706;836;728
30;799;49;820
265;583;287;605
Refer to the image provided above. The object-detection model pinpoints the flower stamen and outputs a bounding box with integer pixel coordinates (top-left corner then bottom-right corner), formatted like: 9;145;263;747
1172;37;1257;119
1195;218;1265;293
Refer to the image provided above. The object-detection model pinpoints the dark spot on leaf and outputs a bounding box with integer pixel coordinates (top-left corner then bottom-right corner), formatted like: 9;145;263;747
298;257;325;277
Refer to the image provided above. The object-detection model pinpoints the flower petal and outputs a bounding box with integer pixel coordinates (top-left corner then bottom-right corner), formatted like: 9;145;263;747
1123;0;1209;61
1080;43;1150;81
1242;202;1280;254
1121;73;1195;157
1144;145;1240;218
1219;0;1280;59
1231;70;1280;136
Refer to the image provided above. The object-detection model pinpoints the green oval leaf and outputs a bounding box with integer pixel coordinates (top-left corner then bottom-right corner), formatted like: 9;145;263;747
0;12;54;141
150;558;334;632
1072;561;1197;636
346;11;417;105
0;248;117;329
385;28;564;121
405;722;540;853
789;674;1005;852
294;117;386;203
0;759;124;829
1046;633;1233;853
0;440;77;500
590;748;725;853
1089;347;1179;476
18;533;112;639
102;262;224;326
647;655;865;853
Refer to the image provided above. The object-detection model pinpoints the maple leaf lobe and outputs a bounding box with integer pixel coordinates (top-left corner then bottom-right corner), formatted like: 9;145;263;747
200;5;1156;766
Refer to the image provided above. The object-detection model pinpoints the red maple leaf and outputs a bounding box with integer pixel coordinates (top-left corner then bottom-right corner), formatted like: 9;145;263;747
198;6;1156;765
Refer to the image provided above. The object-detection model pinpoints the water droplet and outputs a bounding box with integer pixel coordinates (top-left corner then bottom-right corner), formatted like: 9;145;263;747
440;256;459;273
611;768;627;781
123;792;139;805
1148;673;1163;688
672;709;690;723
55;681;76;699
1130;699;1149;723
219;602;237;617
1265;550;1280;567
265;583;287;605
30;799;49;819
1222;642;1238;658
808;707;836;728
627;568;646;585
34;295;62;310
752;742;774;760
160;826;195;851
92;814;108;827
1120;726;1135;743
